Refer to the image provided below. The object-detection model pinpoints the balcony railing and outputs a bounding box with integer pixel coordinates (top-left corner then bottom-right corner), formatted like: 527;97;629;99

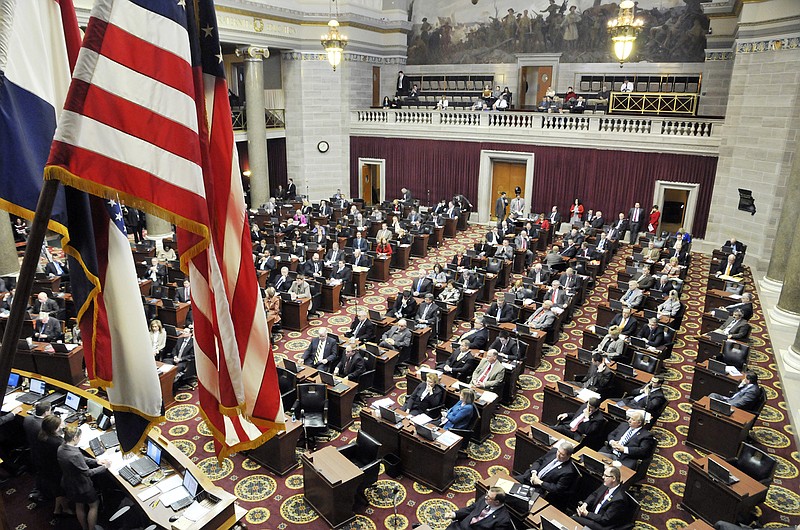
351;109;721;155
231;107;285;131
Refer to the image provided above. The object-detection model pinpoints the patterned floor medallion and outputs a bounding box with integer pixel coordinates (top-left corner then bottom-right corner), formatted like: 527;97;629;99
234;475;277;502
366;480;406;508
165;403;199;422
280;494;320;524
450;466;482;493
416;499;458;530
196;457;234;481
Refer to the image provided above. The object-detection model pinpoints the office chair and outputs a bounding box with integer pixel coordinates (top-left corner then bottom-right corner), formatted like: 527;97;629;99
632;351;661;375
450;405;481;456
337;430;383;495
718;341;750;371
354;353;377;404
730;443;777;485
616;494;642;530
292;383;328;450
276;367;298;412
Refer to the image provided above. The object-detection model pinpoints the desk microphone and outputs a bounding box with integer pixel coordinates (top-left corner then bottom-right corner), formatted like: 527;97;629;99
391;486;401;529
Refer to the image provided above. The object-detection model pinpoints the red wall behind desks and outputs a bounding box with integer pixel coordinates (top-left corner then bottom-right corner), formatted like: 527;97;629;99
350;136;717;238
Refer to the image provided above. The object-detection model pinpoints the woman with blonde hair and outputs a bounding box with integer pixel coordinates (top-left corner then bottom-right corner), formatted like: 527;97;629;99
403;372;444;416
150;319;166;359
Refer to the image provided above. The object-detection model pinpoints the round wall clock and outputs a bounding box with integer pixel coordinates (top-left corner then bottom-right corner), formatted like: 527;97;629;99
317;141;330;153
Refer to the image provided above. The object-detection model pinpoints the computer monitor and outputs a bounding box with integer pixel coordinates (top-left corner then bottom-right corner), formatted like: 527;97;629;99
7;373;20;389
616;363;636;377
86;400;103;421
146;439;163;466
378;406;402;424
581;453;606;475
64;392;81;412
577;348;593;363
318;371;336;386
707;457;738;485
607;402;628;421
707;359;727;375
530;425;556;446
29;378;46;395
183;469;201;498
540;517;563;530
709;397;733;416
556;381;576;397
415;423;438;441
283;359;299;374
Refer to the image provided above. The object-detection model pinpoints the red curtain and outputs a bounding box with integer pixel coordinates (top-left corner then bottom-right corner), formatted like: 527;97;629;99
350;137;717;237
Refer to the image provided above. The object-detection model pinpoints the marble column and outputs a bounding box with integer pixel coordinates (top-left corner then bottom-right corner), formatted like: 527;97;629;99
0;211;21;277
237;46;270;209
775;224;800;325
764;137;800;292
145;213;172;240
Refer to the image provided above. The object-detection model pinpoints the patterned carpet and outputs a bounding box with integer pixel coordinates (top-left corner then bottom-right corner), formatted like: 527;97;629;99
6;225;800;530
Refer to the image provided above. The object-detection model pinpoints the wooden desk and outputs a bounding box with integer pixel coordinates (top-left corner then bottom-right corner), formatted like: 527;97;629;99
457;212;468;231
302;446;362;527
398;421;461;492
512;424;570;475
705;289;739;313
478;273;498;303
349;268;368;297
681;455;767;525
13;342;85;386
525;497;578;529
310;374;358;431
281;297;310;332
433;342;521;405
368;256;391;282
512;249;527;274
563;351;651;397
138;279;153;297
428;226;444;248
695;334;724;364
156;301;191;328
459;288;479;321
444;217;457;238
687;396;755;458
320;283;342;313
701;311;726;335
411;234;429;258
370;347;399;394
359;408;404;458
596;303;618;328
156;362;177;407
245;416;303;475
390;244;412;270
541;383;583;426
690;361;740;402
487;322;545;370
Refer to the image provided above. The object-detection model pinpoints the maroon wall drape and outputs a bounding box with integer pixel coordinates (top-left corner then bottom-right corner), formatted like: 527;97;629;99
350;137;717;237
236;138;288;199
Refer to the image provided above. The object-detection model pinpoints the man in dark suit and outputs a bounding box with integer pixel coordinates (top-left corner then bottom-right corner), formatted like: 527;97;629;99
494;192;508;221
459;318;489;350
618;376;668;417
415;293;440;333
559;267;580;293
396;70;410;96
528;263;551;285
167;326;196;388
391;290;418;319
714;309;751;340
345;310;375;343
459;270;482;291
302;327;339;370
351;231;369;252
628;202;645;244
44;259;69;280
548;206;561;225
599;409;656;469
717;253;742;276
553;397;605;441
272;267;292;293
410;268;433;297
403;372;445;416
637;317;665;347
255;251;276;274
513;441;579;497
32;292;59;315
485;298;516;323
709;371;762;412
560;241;579;259
725;292;754;320
632;264;656;291
610;212;628;240
723;238;745;255
488;330;520;360
543;280;569;312
34;314;61;342
286;178;297;200
333;344;366;381
324;243;344;266
175;280;191;303
609;307;638;336
582;353;614;396
303;254;324;279
438;339;480;383
329;258;352;303
445;486;513;530
574;465;633;530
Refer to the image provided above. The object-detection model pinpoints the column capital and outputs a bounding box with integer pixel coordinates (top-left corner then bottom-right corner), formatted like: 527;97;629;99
236;46;269;61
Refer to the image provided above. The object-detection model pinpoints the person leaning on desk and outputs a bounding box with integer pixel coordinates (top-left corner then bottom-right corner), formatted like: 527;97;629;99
57;425;111;530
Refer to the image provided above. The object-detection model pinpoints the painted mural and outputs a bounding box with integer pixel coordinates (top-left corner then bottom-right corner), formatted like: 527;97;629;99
406;0;709;64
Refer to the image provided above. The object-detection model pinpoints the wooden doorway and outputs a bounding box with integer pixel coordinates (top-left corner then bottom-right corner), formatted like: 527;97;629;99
372;66;381;107
491;161;526;220
518;66;552;109
359;159;385;206
660;188;690;235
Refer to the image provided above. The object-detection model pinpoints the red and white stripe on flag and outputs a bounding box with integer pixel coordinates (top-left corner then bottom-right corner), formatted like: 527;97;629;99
45;0;283;458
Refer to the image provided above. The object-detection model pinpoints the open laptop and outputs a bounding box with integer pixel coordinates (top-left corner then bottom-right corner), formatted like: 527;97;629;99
530;425;557;446
368;309;383;321
556;381;577;397
616;363;637;377
282;359;300;374
709;397;733;416
712;308;731;320
52;342;71;353
130;439;162;478
86;400;104;421
581;453;607;475
629;337;647;349
17;378;47;405
5;373;20;395
609;299;623;311
167;469;203;511
594;325;609;337
707;359;728;375
415;423;439;441
379;405;403;425
161;298;176;309
540;517;568;530
707;456;739;485
708;330;728;343
318;371;341;386
577;348;593;363
364;343;380;356
17;339;32;351
57;391;83;423
607;402;629;421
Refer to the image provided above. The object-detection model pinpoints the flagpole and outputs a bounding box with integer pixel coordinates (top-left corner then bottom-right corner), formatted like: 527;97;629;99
0;180;61;398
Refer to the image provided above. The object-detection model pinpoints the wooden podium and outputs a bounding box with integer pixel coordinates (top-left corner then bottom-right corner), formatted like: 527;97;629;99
282;298;310;331
157;301;191;328
13;342;85;386
368;256;391;282
321;283;342;313
687;396;755;458
302;446;363;527
246;418;303;475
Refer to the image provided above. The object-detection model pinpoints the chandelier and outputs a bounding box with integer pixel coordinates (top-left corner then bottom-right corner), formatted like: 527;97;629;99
607;0;644;66
321;0;348;70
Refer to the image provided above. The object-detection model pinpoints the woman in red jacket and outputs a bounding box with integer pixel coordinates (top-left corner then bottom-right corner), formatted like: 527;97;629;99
648;205;661;234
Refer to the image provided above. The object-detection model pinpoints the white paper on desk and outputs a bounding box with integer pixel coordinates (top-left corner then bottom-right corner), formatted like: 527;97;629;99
157;364;172;374
103;449;129;474
137;486;160;502
494;477;515;494
501;362;514;370
410;414;433;425
371;397;394;410
157;474;183;493
577;388;601;403
451;381;466;390
477;391;498;404
728;293;743;300
183;501;210;521
1;397;22;412
435;430;461;447
726;366;742;377
78;424;103;450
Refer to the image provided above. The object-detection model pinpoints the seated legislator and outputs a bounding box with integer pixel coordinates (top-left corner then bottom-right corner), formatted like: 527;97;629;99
609;307;638;336
527;263;551;286
714;309;751;341
415;293;440;332
543;280;569;314
439;281;462;305
632;264;656;291
324;242;344;267
723;237;746;255
333;344;366;381
725;292;754;321
574;465;633;530
620;280;644;310
441;388;477;431
303;254;324;280
272;266;292;293
581;353;614;396
351;231;369;253
599;409;656;469
488;330;520;361
391;290;418;320
543;246;563;268
437;339;480;383
33;313;61;342
379;318;412;352
470;349;505;392
513;440;579;497
485;297;516;323
410;268;433;297
32;291;59;315
445;486;512;530
553;397;605;441
642;241;661;262
459;318;489;350
302;327;339;370
345;310;375;343
637;317;665;347
657;290;682;319
525;300;557;331
617;376;667;418
403;372;445;416
458;269;481;291
716;253;742;277
350;248;372;270
594;325;625;361
166;326;197;388
375;237;393;258
708;371;763;413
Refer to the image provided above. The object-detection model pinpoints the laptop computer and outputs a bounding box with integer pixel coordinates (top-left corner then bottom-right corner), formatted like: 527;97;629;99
607;402;629;421
161;298;176;309
379;406;403;425
58;391;82;422
318;371;340;386
130;439;162;478
616;363;637;377
581;453;607;475
707;358;728;375
708;331;728;343
415;423;439;441
540;517;567;530
713;308;731;320
279;292;293;302
629;337;647;349
609;299;623;311
557;381;576;397
482;315;498;327
5;373;20;395
368;309;383;321
709;397;733;416
577;348;593;363
167;469;203;511
364;343;380;356
515;323;531;335
283;359;300;374
707;457;739;485
594;325;609;337
52;342;71;353
506;484;538;513
625;265;639;275
17;339;32;351
17;378;47;404
530;425;557;446
86;400;104;421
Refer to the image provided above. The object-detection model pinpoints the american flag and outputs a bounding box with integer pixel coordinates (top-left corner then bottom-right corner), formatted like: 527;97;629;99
46;0;283;457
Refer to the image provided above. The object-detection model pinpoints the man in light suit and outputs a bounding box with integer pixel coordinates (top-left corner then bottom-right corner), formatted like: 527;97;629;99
302;327;339;370
445;486;513;530
513;441;579;498
620;280;644;310
526;300;557;331
376;223;393;242
379;319;412;361
595;325;626;360
628;202;645;244
574;465;633;530
709;371;762;412
599;409;656;469
714;309;751;341
470;349;505;391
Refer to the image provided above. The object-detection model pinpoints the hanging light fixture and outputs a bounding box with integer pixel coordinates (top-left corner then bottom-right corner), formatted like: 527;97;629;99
321;0;347;70
607;0;644;66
